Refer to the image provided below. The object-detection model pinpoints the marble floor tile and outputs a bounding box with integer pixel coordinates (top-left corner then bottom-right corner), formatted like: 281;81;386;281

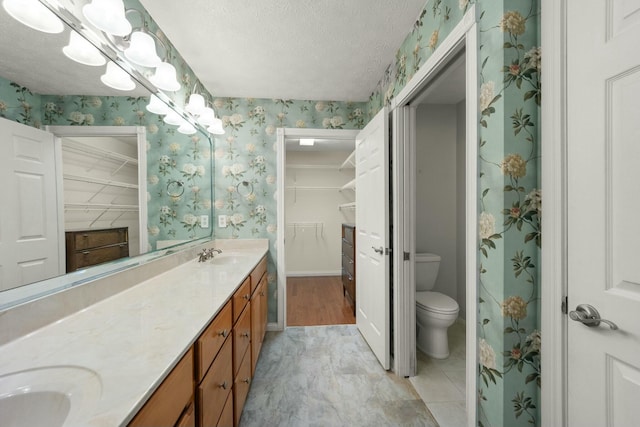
427;401;467;427
240;325;438;427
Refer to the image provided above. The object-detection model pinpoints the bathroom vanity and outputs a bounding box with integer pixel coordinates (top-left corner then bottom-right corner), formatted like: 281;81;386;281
0;239;269;427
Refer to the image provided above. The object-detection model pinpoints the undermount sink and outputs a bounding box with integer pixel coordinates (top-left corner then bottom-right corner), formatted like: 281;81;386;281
0;366;102;427
210;252;246;265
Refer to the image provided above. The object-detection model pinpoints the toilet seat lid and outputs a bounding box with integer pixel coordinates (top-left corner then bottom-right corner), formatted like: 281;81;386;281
416;291;459;313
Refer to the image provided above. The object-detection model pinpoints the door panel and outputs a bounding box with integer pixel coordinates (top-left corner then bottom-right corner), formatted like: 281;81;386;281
0;118;62;291
355;107;390;370
567;1;640;424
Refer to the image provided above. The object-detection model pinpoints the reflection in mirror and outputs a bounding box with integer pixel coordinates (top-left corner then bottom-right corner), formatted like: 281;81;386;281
0;4;213;308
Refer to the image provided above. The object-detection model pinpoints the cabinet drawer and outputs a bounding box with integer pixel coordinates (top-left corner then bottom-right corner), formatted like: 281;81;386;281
176;401;196;427
342;225;355;245
216;392;233;427
73;228;128;250
233;277;251;323
233;350;252;427
233;305;251;377
198;338;233;427
129;348;194;427
196;301;232;382
250;256;267;293
341;239;354;258
342;253;355;277
74;243;129;269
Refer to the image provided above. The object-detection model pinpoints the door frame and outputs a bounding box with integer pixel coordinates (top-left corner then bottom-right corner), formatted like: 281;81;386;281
46;125;148;255
540;0;568;425
275;127;359;330
389;6;478;426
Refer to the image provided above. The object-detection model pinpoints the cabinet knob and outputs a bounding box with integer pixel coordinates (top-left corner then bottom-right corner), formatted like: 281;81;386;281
241;332;250;338
242;378;250;384
219;381;228;390
243;294;250;300
218;329;228;338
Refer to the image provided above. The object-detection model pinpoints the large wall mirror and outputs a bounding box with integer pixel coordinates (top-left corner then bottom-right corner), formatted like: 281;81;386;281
0;3;214;309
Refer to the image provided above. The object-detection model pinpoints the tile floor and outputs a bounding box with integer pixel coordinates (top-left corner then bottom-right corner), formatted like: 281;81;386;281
240;325;438;427
409;320;467;427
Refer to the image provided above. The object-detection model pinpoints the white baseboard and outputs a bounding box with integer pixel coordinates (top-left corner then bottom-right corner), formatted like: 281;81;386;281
286;270;342;277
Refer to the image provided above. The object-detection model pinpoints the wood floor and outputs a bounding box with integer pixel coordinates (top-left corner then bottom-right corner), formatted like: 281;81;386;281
286;276;355;326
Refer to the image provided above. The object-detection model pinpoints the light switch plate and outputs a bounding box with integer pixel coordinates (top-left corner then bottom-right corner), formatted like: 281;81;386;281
200;215;209;228
218;215;227;228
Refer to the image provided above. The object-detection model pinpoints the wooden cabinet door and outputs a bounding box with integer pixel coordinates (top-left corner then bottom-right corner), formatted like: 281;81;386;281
216;393;234;427
198;337;233;427
233;305;251;377
233;350;252;427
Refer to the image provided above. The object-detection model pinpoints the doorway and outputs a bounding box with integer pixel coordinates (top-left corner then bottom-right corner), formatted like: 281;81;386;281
276;128;359;329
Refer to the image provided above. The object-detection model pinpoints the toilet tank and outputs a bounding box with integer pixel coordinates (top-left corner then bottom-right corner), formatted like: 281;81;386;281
415;253;441;291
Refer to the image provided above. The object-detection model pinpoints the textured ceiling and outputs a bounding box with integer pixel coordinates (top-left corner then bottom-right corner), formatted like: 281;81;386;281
139;0;427;101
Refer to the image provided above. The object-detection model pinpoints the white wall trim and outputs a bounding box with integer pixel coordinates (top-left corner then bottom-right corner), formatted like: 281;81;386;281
276;127;359;330
388;5;478;426
540;0;567;425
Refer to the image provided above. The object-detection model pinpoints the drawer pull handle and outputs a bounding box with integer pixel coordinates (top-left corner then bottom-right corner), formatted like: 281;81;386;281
241;332;250;338
218;329;228;338
242;378;250;384
260;291;265;296
82;251;90;255
243;294;250;300
219;381;228;390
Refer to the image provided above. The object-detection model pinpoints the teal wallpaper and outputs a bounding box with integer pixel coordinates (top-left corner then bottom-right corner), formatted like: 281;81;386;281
5;0;542;425
365;1;541;426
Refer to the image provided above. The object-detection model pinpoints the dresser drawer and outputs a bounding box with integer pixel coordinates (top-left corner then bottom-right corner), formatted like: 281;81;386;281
129;348;194;427
233;277;251;323
216;392;233;427
198;337;233;427
196;301;232;382
233;350;252;427
342;224;355;245
250;256;267;293
72;227;128;250
73;243;129;269
342;253;355;278
341;239;354;258
233;305;251;377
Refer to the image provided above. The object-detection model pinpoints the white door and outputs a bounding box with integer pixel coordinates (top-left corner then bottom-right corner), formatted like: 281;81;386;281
567;1;640;424
0;118;63;291
355;107;390;369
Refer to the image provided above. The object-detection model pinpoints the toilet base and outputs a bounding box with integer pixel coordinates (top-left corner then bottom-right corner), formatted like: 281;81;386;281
417;321;452;359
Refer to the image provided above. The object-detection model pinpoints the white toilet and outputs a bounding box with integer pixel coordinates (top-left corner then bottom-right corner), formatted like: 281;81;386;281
415;253;459;359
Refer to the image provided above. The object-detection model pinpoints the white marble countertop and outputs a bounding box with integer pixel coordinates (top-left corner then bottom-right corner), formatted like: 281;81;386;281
0;239;269;427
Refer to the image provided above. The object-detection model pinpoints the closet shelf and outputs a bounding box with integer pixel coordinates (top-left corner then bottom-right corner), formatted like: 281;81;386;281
340;179;356;191
339;202;356;210
64;203;139;212
286;186;341;190
62;139;138;169
64;174;139;190
339;150;356;170
286;164;340;170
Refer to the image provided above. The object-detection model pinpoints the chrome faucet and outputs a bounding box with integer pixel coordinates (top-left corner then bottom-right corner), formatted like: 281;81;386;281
198;248;223;262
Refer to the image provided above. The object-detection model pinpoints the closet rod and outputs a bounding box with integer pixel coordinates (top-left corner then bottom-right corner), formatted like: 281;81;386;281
285;186;341;190
65;203;139;211
64;174;139;190
286;164;340;170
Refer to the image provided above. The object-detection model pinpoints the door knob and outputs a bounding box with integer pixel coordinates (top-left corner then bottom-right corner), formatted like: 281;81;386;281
569;304;618;330
372;246;383;255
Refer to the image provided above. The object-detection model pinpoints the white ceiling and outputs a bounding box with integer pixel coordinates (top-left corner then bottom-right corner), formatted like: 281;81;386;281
139;0;428;102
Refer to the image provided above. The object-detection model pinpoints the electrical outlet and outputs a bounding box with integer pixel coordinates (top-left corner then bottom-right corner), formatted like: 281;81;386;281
218;215;227;228
200;215;209;228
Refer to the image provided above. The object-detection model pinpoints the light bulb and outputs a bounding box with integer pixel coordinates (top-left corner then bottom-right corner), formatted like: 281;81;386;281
185;93;205;116
100;62;135;91
124;31;161;68
3;0;64;34
149;62;180;92
63;31;106;67
82;0;131;37
146;94;169;115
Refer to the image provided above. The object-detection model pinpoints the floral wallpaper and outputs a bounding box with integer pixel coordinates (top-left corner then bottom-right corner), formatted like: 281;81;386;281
365;0;541;426
210;98;367;323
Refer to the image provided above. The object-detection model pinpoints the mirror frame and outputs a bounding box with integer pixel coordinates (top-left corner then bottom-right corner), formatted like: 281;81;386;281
0;1;215;310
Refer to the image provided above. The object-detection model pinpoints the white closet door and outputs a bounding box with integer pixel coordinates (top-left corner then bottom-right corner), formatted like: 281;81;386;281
0;118;62;291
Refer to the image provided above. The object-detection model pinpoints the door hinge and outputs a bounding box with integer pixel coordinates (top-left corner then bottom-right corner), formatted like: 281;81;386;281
561;296;568;314
403;251;410;261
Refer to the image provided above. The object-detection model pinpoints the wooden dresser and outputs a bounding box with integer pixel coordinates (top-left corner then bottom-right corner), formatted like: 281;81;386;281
65;227;129;273
341;224;356;314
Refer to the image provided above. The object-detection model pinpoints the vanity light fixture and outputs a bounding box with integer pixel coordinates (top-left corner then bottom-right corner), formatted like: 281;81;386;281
163;110;183;126
3;0;64;34
149;62;180;92
146;94;169;115
300;138;315;146
185;93;206;116
123;30;162;68
63;31;106;67
197;107;217;127
82;0;131;37
100;61;135;91
207;118;225;135
177;118;197;135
